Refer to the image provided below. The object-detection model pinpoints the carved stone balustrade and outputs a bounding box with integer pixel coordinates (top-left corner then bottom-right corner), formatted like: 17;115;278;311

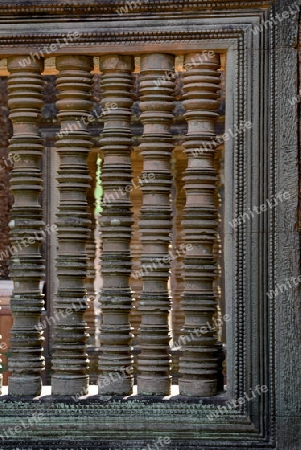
5;50;223;399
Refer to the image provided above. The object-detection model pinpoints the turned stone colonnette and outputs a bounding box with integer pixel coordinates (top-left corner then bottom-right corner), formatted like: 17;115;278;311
98;55;135;395
52;56;93;396
179;53;221;396
137;53;175;396
7;57;45;396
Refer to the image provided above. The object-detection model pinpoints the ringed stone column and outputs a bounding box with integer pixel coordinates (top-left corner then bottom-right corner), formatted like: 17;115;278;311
98;55;134;395
137;53;175;395
178;53;221;396
7;57;45;396
52;56;93;396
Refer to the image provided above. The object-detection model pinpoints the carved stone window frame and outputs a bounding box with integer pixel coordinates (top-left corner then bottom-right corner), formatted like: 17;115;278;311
0;1;300;448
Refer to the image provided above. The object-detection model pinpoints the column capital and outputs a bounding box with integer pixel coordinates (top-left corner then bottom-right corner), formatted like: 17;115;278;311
99;54;134;72
8;55;44;72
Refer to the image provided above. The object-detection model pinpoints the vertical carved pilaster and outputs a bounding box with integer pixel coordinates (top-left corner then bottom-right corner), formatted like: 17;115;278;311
52;56;93;396
137;53;175;395
7;57;45;396
98;55;134;395
179;53;221;396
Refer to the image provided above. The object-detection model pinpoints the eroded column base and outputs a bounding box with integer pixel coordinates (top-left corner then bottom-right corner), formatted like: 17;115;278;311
179;378;217;397
51;375;89;397
137;375;171;396
8;375;42;397
98;375;133;396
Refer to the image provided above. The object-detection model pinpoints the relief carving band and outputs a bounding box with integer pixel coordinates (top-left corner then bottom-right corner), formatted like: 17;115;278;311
179;52;221;396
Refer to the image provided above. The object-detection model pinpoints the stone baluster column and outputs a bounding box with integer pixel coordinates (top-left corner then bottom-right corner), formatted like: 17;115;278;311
179;53;221;396
137;53;175;396
51;56;93;396
98;55;134;395
7;57;45;396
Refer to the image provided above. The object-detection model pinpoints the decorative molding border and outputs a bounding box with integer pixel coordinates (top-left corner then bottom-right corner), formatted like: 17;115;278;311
0;0;274;16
